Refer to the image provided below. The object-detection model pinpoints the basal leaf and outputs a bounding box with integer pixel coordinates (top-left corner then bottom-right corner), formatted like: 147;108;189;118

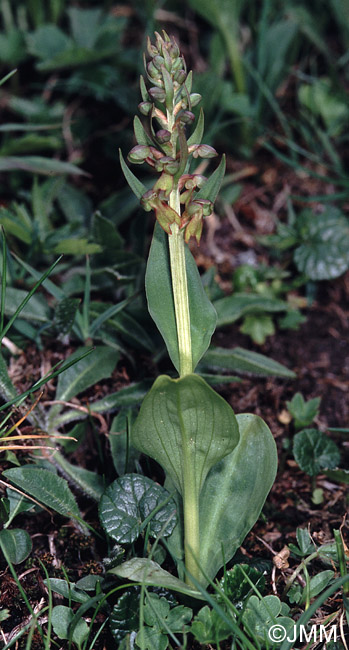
119;149;147;200
3;467;80;519
99;474;177;544
145;223;217;373
0;528;32;564
55;345;118;401
110;558;203;599
200;346;296;378
131;374;239;497
195;155;226;203
198;414;277;583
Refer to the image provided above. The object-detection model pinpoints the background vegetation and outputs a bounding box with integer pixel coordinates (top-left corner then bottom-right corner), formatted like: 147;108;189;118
0;1;348;648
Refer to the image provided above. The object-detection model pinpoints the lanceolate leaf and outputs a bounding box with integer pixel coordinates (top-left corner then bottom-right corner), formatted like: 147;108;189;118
131;374;239;497
134;116;153;146
55;345;118;401
195;155;226;203
145;223;217;373
200;346;296;378
198;414;277;584
0;156;86;176
3;467;80;519
119;149;147;200
187;108;204;146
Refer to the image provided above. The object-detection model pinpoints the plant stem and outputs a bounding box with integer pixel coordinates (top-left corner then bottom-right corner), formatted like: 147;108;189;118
167;111;192;378
182;459;201;585
167;106;197;584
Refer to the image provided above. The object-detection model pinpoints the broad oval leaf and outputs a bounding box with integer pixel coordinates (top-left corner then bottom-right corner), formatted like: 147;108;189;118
3;466;80;519
198;413;277;583
131;374;239;498
293;429;341;476
99;474;177;544
145;223;217;373
0;528;32;564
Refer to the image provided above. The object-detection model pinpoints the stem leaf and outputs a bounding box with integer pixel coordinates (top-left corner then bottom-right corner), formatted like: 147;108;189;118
187;108;204;146
145;223;217;373
195;155;226;203
131;373;239;498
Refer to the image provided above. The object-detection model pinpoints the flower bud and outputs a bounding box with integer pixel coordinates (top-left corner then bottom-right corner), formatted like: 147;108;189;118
153;172;174;198
189;93;202;107
147;36;158;57
138;101;152;116
147;61;161;81
128;145;151;164
191;144;218;159
156;129;171;144
184;212;203;245
148;86;166;103
179;111;195;125
141;189;158;211
197;199;213;216
168;41;180;60
174;69;187;84
153;55;165;71
154;156;179;175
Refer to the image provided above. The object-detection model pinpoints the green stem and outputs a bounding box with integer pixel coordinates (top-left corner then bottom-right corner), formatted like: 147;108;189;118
166;106;198;584
182;461;200;585
167;112;192;378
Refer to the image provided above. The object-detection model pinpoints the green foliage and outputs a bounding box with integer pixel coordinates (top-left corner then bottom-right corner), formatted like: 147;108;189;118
110;589;140;642
131;374;239;497
242;595;294;646
288;570;334;605
110;559;203;599
0;527;32;564
293;429;341;476
200;346;296;378
218;564;266;604
289;527;316;557
190;605;231;644
197;414;277;583
136;592;192;649
286;392;321;429
145;224;217;373
51;605;89;647
264;206;349;281
3;466;80;519
99;474;177;544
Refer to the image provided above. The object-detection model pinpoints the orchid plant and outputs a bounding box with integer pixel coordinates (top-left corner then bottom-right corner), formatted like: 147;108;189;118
117;31;278;592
